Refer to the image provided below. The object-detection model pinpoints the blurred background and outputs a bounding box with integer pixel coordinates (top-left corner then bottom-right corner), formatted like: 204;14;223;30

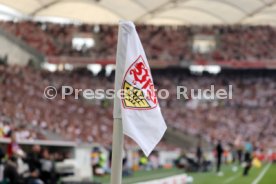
0;0;275;184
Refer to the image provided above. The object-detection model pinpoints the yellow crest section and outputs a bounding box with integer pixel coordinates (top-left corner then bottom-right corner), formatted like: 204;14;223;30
123;81;150;108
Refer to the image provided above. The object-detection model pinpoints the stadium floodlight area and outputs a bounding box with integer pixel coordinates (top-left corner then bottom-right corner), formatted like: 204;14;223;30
0;0;276;25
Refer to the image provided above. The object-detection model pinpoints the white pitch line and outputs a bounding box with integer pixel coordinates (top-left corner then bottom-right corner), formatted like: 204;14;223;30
252;163;271;184
223;174;239;184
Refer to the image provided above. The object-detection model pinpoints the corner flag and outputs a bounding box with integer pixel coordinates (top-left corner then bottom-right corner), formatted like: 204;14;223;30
114;21;167;156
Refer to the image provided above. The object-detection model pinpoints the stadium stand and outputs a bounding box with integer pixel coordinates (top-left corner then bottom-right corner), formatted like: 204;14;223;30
1;64;275;149
0;20;276;184
0;0;276;183
0;21;276;63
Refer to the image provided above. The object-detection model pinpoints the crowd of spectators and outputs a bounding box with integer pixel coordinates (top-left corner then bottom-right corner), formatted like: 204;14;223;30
0;65;113;145
0;21;276;62
0;115;42;141
0;64;275;150
0;21;275;183
155;70;276;149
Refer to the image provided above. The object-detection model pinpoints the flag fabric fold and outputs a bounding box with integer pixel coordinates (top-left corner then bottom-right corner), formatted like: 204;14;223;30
114;20;167;156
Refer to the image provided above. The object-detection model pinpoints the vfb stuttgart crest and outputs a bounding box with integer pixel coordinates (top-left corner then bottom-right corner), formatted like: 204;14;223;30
122;55;158;110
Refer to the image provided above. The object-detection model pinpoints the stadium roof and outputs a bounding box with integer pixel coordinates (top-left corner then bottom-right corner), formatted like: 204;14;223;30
0;0;276;25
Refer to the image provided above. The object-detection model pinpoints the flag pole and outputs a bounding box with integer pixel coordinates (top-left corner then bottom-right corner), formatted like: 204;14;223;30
110;20;166;183
110;118;124;184
110;21;127;184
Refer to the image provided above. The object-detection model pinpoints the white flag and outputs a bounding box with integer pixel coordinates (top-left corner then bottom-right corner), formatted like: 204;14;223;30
114;21;167;156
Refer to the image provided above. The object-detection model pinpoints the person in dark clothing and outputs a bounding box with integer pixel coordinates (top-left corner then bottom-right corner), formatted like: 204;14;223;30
216;140;223;174
196;142;202;167
243;140;253;176
4;132;25;184
26;145;42;172
4;157;20;184
40;148;54;184
0;147;4;162
24;144;42;181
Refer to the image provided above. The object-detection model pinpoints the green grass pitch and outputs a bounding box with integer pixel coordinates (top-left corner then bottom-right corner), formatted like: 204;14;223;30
94;163;276;184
